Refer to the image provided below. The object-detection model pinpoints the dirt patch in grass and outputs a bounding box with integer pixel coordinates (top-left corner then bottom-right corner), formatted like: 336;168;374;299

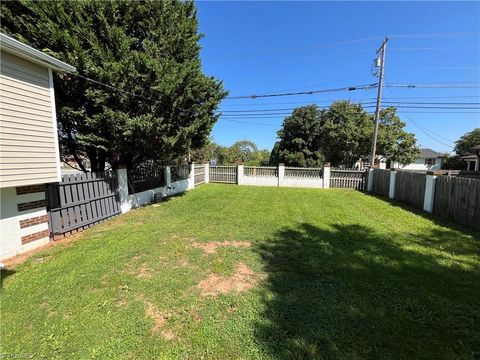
140;294;177;340
124;256;152;278
193;241;251;255
197;262;256;296
136;262;152;278
144;299;167;333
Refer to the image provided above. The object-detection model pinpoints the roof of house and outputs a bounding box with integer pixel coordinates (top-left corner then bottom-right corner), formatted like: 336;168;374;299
0;32;76;73
459;154;478;160
419;148;444;158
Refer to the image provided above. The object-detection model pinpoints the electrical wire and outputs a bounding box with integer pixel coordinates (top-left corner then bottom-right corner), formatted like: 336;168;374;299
225;83;378;100
389;32;480;39
384;81;456;148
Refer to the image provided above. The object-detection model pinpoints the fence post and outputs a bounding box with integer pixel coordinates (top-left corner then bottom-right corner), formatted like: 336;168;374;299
164;166;172;188
116;164;130;213
367;168;374;192
388;169;397;199
188;162;195;190
204;163;210;184
278;163;285;187
423;171;438;213
237;163;244;185
323;163;331;189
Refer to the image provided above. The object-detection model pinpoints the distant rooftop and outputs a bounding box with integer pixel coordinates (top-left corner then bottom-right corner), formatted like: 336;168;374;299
419;148;444;159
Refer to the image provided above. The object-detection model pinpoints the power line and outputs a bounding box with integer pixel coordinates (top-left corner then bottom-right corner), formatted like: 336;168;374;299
222;119;281;127
385;83;480;89
384;81;456;148
389;46;479;51
389;32;480;39
225;83;378;100
67;71;157;103
220;95;480;108
390;66;480;70
219;101;480;113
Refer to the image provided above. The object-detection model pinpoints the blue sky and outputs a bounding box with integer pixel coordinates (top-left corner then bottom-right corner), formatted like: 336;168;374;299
196;1;480;153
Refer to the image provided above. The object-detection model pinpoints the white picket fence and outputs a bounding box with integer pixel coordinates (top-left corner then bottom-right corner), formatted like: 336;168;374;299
208;164;366;190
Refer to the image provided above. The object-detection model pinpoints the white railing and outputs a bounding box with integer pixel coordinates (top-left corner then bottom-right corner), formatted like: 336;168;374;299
244;166;278;177
330;169;367;190
209;166;237;183
194;165;206;185
285;167;322;178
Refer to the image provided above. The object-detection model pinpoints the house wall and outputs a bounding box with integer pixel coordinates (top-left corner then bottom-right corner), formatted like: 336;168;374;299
0;184;49;260
0;50;60;188
401;158;442;171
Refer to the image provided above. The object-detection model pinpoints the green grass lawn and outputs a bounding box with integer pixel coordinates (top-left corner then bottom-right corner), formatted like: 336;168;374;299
1;184;480;359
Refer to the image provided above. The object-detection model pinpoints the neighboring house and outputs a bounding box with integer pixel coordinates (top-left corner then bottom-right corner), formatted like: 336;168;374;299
391;148;445;171
354;156;387;170
459;144;480;171
0;33;76;260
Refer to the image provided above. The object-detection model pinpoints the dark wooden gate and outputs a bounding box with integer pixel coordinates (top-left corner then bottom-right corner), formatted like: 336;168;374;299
46;172;121;237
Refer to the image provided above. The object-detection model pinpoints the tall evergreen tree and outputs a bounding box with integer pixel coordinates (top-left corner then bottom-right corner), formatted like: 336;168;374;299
1;0;227;171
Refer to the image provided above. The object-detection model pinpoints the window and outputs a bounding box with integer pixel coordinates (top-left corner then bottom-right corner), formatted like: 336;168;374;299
425;158;435;166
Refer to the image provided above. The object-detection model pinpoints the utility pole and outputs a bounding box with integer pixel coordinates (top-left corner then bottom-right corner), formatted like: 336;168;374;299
370;36;388;168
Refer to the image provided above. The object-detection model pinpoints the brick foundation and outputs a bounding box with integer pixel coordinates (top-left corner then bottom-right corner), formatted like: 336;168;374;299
21;229;49;245
19;214;49;229
17;199;47;212
16;184;46;195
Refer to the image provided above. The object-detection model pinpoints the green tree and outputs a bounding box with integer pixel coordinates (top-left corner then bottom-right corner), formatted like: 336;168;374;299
1;0;227;171
270;101;418;167
454;128;480;155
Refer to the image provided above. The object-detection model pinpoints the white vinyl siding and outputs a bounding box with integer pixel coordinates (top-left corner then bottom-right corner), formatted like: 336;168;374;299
0;50;59;187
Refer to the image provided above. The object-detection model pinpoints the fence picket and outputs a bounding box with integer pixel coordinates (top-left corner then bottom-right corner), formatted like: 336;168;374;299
209;166;237;183
47;172;121;237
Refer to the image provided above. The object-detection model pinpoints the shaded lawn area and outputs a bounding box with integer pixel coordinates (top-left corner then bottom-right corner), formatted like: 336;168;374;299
1;184;480;359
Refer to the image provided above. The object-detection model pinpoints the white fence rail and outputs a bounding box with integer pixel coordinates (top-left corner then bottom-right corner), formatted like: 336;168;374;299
285;167;322;178
209;166;237;183
194;165;206;185
244;166;278;177
330;169;367;190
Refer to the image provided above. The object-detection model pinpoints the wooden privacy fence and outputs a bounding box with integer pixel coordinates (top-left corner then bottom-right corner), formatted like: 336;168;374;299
194;164;206;185
46;172;121;237
371;169;390;197
331;169;367;190
433;176;480;230
394;171;426;209
209;166;237;183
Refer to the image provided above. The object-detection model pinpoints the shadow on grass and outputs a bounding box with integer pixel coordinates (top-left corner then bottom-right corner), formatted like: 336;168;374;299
366;192;480;235
0;268;16;288
254;223;480;359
